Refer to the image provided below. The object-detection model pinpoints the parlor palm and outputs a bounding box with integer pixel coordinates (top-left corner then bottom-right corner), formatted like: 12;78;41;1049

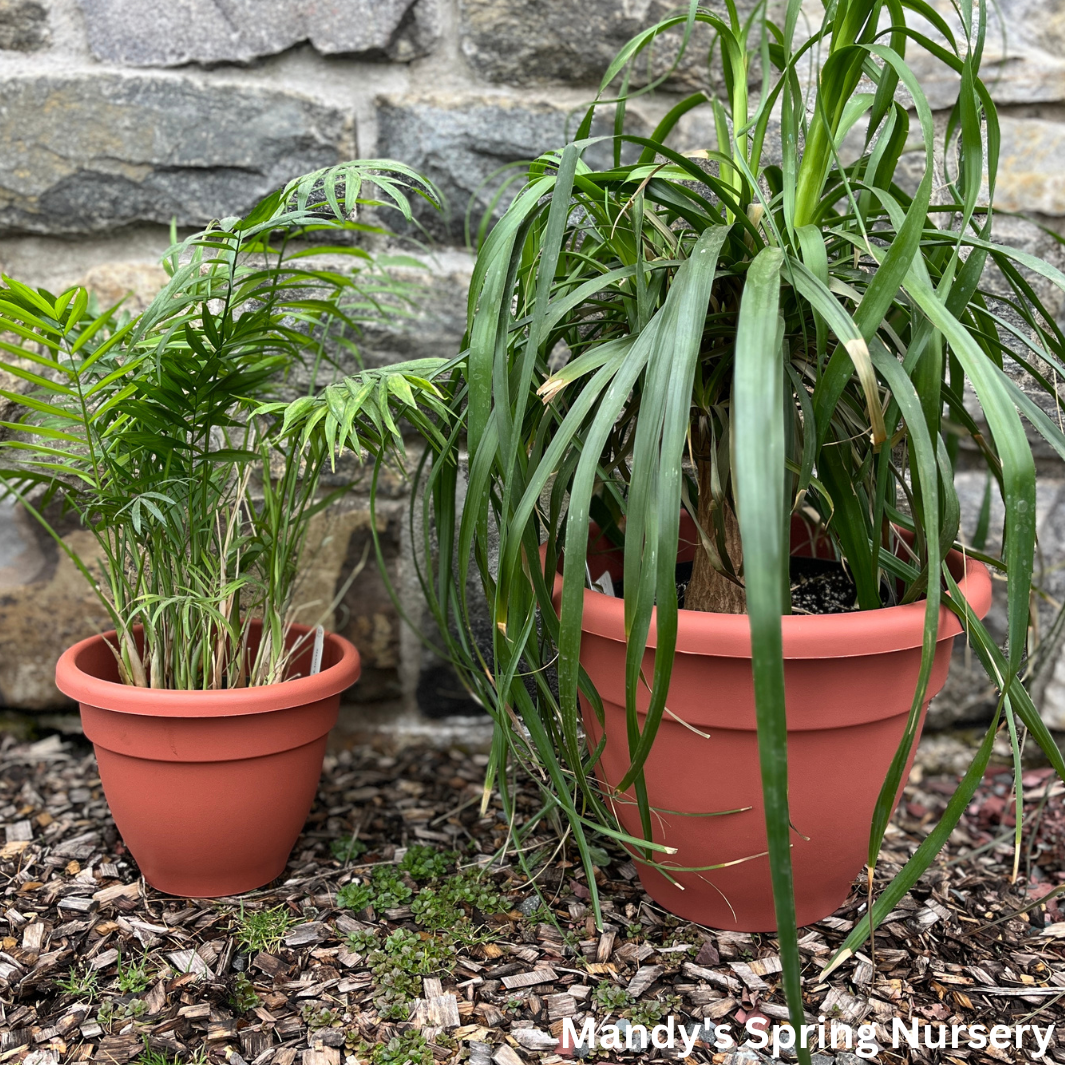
0;162;448;691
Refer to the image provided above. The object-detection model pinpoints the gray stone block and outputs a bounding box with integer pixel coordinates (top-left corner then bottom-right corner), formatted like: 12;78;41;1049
356;253;472;368
994;117;1065;216
925;470;1065;731
332;507;405;703
0;75;346;234
0;0;48;51
970;0;1065;104
458;0;750;90
455;0;1065;109
376;92;567;240
375;92;647;241
77;0;439;66
0;497;110;709
837;0;1065;108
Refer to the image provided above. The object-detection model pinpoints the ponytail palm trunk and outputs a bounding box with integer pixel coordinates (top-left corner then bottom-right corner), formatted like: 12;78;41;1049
288;0;1065;1053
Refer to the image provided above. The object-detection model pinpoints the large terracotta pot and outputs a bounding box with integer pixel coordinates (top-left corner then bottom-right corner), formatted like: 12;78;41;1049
552;515;992;930
56;622;360;898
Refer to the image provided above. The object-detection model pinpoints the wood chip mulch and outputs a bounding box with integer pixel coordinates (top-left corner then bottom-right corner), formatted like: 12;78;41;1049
2;730;1065;1065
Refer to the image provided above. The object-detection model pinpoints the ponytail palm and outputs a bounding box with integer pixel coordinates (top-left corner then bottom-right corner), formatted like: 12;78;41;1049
289;1;1065;1053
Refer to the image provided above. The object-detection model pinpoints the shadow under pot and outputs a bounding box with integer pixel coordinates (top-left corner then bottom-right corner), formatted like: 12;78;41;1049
55;621;360;898
549;513;992;932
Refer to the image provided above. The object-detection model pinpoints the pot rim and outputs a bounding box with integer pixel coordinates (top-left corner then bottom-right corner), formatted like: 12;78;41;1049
56;622;361;718
549;538;993;660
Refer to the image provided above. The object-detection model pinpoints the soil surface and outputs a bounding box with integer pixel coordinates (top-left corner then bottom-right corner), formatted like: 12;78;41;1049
1;732;1064;1065
788;558;867;616
615;558;880;614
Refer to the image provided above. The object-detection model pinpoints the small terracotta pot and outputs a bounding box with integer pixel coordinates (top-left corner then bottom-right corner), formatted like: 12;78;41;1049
56;622;360;898
551;516;992;931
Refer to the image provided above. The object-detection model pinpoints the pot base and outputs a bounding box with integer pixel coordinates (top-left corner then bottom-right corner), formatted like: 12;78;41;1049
93;735;328;898
633;867;850;933
57;624;360;899
588;691;935;931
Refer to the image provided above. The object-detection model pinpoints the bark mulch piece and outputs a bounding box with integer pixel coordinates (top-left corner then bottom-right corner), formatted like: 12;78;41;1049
2;730;1064;1064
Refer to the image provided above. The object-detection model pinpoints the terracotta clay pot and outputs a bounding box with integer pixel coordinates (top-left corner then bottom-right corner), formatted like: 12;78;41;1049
552;515;992;931
56;622;360;898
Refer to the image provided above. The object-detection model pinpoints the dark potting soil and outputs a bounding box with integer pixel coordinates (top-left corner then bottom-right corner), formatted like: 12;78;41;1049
788;555;866;614
613;556;885;614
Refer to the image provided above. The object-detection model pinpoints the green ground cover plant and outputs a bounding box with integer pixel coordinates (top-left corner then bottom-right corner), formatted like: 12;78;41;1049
367;1030;433;1065
363;927;457;1020
330;835;368;863
229;972;261;1013
336;845;507;935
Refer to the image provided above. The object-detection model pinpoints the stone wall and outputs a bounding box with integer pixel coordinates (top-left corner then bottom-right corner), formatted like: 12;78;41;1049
2;0;1065;731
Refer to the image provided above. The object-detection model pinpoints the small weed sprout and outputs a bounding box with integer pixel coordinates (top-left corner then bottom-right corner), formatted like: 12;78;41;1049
519;899;549;923
131;1045;178;1065
337;865;412;912
560;929;583;955
132;1043;209;1065
330;835;368;863
410;869;506;932
232;904;295;954
592;984;682;1027
57;965;100;1000
97;998;147;1027
380;928;455;974
627;993;684;1029
346;928;379;954
131;1047;174;1065
593;983;632;1015
116;951;151;994
365;927;457;1021
230;972;261;1013
300;1004;338;1028
336;881;375;912
408;887;450;927
364;870;413;910
663;929;700;956
400;845;454;880
370;965;419;1022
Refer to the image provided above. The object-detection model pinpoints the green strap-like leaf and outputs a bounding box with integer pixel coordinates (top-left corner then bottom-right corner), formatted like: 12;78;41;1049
733;244;810;1062
865;346;941;866
610;225;732;794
